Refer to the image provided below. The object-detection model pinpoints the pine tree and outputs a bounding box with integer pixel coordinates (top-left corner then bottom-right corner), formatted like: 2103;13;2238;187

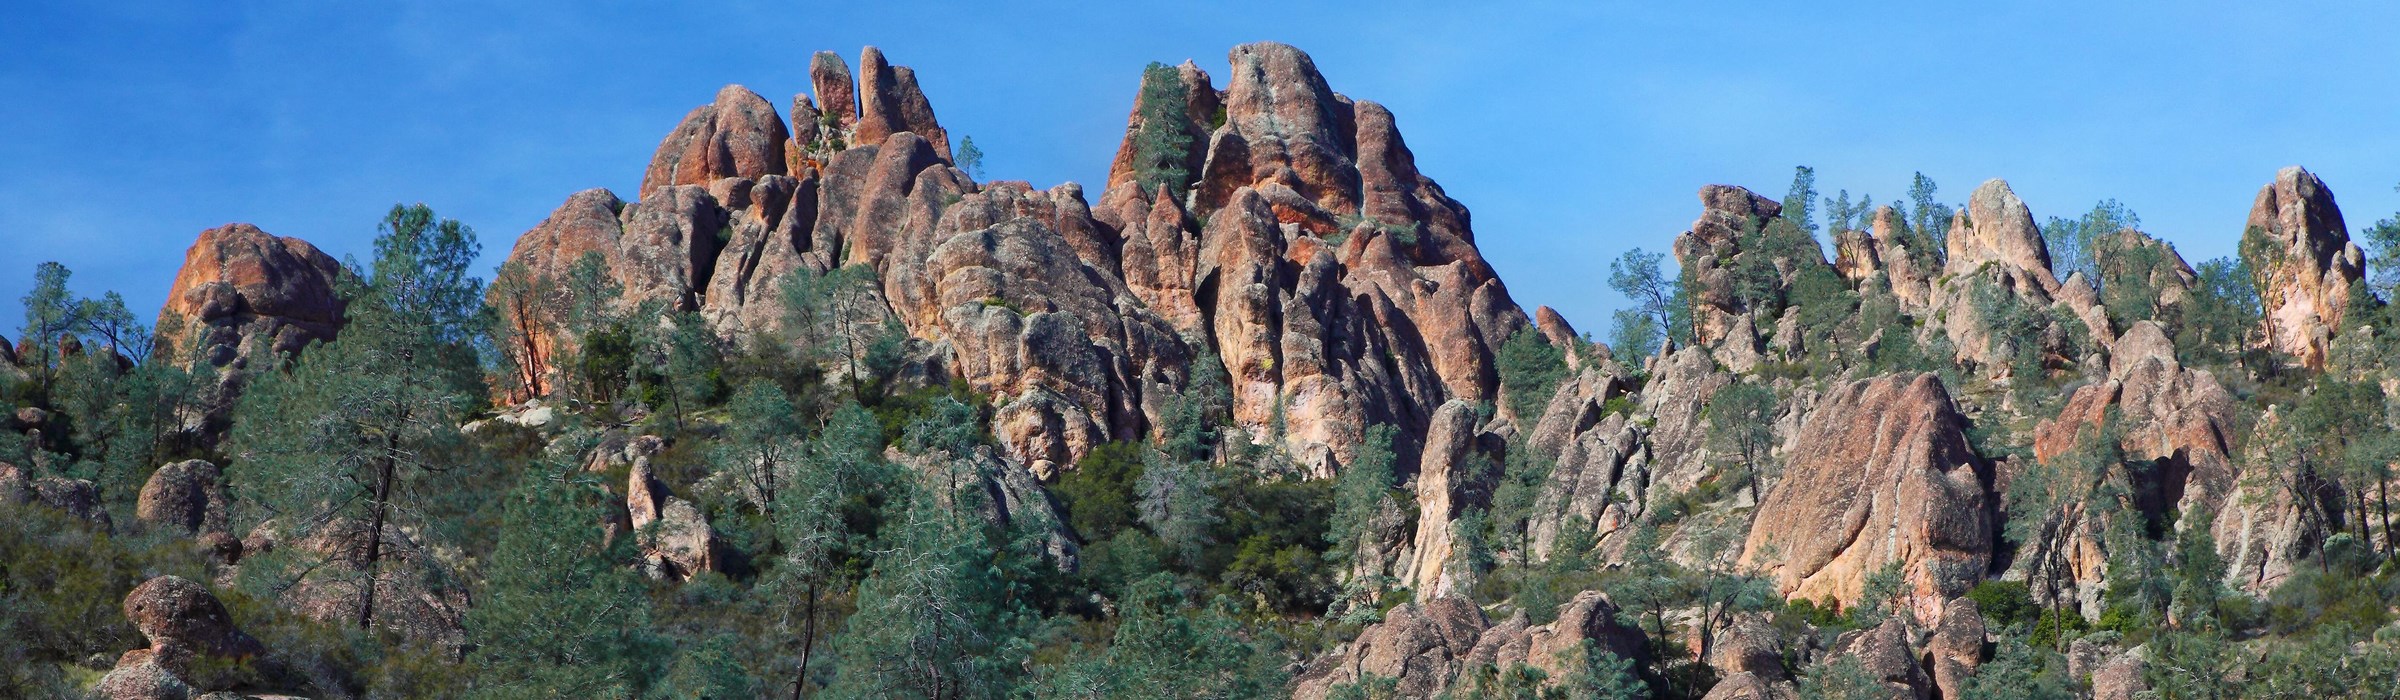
770;400;894;698
1908;172;1952;255
1704;382;1777;504
1025;573;1288;698
1136;447;1218;565
16;262;85;399
1130;62;1194;201
1328;424;1399;568
1559;640;1647;700
955;135;985;181
823;499;1030;700
228;203;486;631
465;468;665;698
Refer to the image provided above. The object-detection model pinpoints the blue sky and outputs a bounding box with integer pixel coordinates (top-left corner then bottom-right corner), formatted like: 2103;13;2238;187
5;1;2399;339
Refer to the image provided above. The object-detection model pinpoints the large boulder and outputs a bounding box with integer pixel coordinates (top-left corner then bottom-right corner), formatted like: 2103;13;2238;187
1927;598;1988;700
2241;165;2363;369
637;84;788;199
1291;591;1646;700
96;576;264;699
155;224;346;441
136;459;229;537
1945;179;2060;294
810;51;859;136
1290;596;1489;699
239;518;469;649
628;444;718;581
2;463;114;530
2030;321;2302;597
1740;374;1993;620
1827;617;1933;700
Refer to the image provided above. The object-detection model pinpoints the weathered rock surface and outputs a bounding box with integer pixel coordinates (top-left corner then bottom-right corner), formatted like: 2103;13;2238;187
1701;672;1798;700
137;459;229;537
628;442;718;581
891;444;1077;566
1675;185;1785;348
1402;400;1491;597
810;51;858;136
638;84;788;198
1927;598;1987;700
1946;179;2061;294
155;224;346;441
1741;374;1992;619
1828;617;1933;700
854;47;951;160
2242;165;2363;369
2029;321;2305;596
1;465;114;530
97;576;264;699
238;518;468;649
1291;591;1645;700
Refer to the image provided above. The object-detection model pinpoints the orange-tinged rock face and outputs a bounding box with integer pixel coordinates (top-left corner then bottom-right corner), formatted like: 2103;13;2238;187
2241;165;2363;370
637;84;789;200
1740;373;1992;620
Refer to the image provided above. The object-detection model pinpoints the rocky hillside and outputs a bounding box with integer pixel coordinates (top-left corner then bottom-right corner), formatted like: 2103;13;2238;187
6;41;2400;700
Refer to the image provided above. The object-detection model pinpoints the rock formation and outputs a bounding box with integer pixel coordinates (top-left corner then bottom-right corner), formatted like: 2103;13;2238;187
503;42;1526;487
237;518;469;649
1;461;113;530
1927;598;1988;700
626;439;719;581
136;459;230;537
1827;617;1934;700
155;223;346;441
1674;185;1784;348
638;84;789;198
1290;591;1646;700
2242;165;2363;369
96;576;265;699
1740;373;1992;619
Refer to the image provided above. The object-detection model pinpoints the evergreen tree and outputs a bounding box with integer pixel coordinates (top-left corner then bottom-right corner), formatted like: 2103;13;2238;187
1608;309;1661;366
465;469;665;698
16;262;85;398
1328;424;1399;568
955;135;985;181
1025;573;1288;699
773;400;896;698
1559;640;1647;700
1498;326;1569;421
228;203;487;631
1782;166;1819;236
1908;172;1952;255
1130;62;1194;200
1703;382;1777;504
1795;656;1881;700
1608;248;1673;341
1136;447;1218;565
823;499;1030;700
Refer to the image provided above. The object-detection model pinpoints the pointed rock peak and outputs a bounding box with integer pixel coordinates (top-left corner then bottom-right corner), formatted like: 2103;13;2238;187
810;50;858;131
1947;178;2056;286
639;84;789;199
854;46;951;160
1223;41;1342;143
2244;165;2363;369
